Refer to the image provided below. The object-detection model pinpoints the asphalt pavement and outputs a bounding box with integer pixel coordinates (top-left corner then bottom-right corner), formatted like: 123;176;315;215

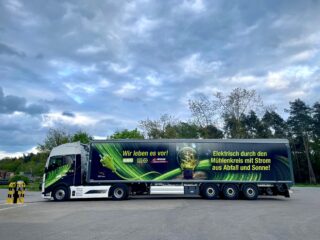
0;188;319;240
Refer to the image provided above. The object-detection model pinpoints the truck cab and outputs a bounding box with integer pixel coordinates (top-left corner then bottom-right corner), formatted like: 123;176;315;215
42;142;89;200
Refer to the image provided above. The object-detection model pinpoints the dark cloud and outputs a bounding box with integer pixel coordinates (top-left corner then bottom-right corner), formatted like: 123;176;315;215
62;111;75;117
0;42;26;57
35;53;44;59
0;87;49;115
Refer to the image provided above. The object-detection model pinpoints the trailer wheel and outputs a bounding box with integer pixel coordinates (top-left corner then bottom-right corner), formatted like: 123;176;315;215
53;186;69;201
242;184;259;200
201;184;219;199
276;183;287;193
111;184;129;200
265;187;274;196
222;184;239;200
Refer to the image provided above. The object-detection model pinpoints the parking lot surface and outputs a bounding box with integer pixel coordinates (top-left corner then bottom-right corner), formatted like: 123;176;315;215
0;188;319;240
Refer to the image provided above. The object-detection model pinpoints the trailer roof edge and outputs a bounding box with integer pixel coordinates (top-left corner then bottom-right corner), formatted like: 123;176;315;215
89;139;289;144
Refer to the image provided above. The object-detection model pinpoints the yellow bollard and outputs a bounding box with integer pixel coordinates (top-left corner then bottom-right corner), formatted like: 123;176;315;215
6;182;17;204
16;181;26;204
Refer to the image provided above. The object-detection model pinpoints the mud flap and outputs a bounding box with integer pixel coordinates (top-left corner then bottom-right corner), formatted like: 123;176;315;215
284;189;290;198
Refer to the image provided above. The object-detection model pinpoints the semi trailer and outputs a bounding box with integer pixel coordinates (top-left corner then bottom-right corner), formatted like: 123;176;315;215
41;139;294;201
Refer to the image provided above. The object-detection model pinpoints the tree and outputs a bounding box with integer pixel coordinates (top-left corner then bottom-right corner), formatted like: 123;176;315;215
0;157;22;172
287;99;316;184
224;115;246;138
71;130;93;144
188;94;221;137
311;102;320;180
215;88;265;138
173;122;199;138
139;114;177;139
37;128;71;152
188;94;217;127
110;129;144;139
37;128;93;152
262;110;287;138
198;125;224;139
163;124;179;138
188;88;266;138
241;111;268;138
312;102;320;138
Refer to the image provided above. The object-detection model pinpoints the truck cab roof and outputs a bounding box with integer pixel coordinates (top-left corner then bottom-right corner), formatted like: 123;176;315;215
49;142;87;158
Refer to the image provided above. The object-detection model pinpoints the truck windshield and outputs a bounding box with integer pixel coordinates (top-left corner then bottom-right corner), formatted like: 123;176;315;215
47;155;75;172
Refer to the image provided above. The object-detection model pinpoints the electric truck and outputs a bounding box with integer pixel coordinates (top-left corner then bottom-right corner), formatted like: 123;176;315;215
41;139;294;201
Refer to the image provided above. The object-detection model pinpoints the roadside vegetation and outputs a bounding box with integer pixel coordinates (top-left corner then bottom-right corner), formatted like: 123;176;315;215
294;184;320;187
0;88;319;187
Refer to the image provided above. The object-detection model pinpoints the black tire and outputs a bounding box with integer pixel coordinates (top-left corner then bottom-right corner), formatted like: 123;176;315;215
111;184;129;200
276;183;287;193
242;184;259;200
53;186;69;201
201;184;219;199
222;184;239;200
265;187;274;196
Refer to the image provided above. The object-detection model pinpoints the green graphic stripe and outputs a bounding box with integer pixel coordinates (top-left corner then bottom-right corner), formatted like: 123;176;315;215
116;171;162;180
153;168;182;180
210;171;262;181
274;156;290;180
45;164;71;188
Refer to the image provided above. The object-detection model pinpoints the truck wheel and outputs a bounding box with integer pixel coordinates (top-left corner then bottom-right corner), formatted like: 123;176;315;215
111;184;129;200
223;184;239;200
201;184;219;199
242;184;259;200
53;186;69;201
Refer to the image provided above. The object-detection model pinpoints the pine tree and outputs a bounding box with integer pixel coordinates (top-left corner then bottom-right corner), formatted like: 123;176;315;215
287;99;316;184
311;102;320;180
242;110;268;138
262;110;287;138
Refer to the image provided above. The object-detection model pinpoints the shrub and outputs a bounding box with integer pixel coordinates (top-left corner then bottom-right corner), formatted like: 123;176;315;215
9;175;30;185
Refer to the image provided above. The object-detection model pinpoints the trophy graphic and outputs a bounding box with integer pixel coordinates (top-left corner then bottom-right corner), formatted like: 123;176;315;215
178;146;198;179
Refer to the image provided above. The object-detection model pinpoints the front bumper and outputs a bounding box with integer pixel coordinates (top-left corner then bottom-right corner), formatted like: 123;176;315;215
42;192;52;199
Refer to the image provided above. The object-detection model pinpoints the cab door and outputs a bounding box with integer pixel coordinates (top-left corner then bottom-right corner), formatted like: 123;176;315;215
74;154;82;186
45;155;76;189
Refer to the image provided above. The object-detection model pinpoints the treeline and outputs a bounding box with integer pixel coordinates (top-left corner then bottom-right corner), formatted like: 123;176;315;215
0;88;319;183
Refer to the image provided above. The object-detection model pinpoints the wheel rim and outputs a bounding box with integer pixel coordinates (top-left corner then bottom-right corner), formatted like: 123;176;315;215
226;187;235;197
114;188;124;198
207;187;215;197
246;187;255;197
55;189;65;200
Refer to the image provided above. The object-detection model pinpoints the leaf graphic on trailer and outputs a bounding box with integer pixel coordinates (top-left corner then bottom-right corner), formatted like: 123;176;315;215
97;143;161;180
100;154;116;172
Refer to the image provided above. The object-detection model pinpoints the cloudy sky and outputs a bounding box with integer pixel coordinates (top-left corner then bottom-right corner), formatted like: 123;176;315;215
0;0;320;158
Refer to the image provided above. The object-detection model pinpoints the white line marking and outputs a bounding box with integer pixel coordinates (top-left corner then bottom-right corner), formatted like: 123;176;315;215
0;204;26;211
